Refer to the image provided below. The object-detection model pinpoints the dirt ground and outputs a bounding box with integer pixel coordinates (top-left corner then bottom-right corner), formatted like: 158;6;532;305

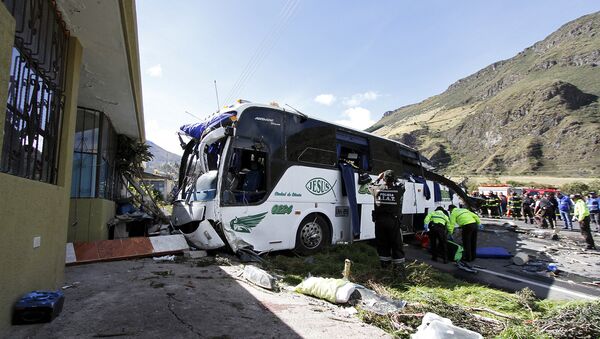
2;257;390;339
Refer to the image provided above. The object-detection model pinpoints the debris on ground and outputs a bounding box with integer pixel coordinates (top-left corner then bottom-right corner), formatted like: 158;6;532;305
295;277;358;304
61;282;80;290
411;312;483;339
153;255;176;262
354;286;406;315
184;250;207;259
512;252;529;266
243;265;276;290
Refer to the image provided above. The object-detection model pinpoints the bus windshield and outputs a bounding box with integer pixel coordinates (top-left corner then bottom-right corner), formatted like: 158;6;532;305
194;170;218;201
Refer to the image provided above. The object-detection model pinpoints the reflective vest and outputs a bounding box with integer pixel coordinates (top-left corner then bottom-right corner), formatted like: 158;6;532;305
424;210;450;228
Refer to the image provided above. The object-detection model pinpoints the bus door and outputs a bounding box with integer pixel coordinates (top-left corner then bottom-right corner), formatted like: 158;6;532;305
336;131;370;240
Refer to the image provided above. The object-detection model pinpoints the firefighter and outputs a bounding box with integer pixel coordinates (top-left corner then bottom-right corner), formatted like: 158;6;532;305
485;192;501;218
448;205;481;262
522;194;535;224
424;206;450;263
508;192;522;221
573;194;596;250
369;170;406;272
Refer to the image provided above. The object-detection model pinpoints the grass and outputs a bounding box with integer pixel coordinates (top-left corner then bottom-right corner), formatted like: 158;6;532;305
265;242;600;338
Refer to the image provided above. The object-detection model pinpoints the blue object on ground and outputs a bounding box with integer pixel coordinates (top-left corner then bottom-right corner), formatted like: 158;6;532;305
476;247;512;258
13;291;65;324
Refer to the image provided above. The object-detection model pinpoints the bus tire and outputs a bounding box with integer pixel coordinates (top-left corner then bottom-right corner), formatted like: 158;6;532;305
294;214;330;255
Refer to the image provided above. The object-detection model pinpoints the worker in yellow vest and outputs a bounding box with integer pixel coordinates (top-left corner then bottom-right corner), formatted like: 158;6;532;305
448;205;481;262
423;207;450;263
573;194;596;250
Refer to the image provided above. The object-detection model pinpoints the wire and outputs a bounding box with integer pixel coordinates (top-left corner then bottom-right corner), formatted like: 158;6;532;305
224;0;300;104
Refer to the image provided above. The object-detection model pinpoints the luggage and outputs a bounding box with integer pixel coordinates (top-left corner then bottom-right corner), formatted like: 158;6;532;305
12;291;64;324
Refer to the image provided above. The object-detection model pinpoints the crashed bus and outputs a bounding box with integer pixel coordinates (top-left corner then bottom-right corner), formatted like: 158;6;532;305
171;101;469;254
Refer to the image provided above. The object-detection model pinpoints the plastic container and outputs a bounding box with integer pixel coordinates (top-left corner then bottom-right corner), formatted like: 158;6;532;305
547;263;558;272
12;291;64;324
513;252;529;266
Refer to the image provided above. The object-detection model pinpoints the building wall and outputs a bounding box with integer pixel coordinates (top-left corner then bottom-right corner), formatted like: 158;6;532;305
0;3;83;328
68;198;115;242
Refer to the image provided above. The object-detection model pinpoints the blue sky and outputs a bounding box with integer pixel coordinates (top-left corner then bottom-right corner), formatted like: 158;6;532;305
137;1;600;155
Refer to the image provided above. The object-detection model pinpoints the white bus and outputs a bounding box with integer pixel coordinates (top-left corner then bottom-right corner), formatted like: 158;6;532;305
171;101;468;254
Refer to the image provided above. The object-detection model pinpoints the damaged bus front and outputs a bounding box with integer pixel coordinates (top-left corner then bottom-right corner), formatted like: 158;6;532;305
172;101;471;254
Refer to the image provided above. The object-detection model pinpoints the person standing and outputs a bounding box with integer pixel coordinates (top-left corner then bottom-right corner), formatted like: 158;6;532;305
537;194;557;237
369;170;406;272
508;192;522;221
573;194;596;250
558;193;574;230
424;206;450;263
522;194;535;224
448;205;481;262
587;192;600;232
499;193;508;217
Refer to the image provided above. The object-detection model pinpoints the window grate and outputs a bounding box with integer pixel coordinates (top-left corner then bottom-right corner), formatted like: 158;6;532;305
1;0;70;184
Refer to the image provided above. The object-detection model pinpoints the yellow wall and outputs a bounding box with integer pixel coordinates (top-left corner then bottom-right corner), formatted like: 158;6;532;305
0;2;13;152
68;198;115;242
0;3;83;328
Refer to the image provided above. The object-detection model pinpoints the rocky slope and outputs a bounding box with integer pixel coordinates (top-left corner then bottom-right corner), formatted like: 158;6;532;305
369;12;600;177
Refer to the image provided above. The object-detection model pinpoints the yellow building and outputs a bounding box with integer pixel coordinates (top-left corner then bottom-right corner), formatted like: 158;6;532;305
0;0;145;328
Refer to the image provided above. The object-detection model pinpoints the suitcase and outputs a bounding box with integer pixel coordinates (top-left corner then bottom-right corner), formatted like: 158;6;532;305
12;291;65;324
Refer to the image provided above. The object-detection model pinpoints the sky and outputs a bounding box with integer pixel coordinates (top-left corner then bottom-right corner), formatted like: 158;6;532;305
136;0;600;155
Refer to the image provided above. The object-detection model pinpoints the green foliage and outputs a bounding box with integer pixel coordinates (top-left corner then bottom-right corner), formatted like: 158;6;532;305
267;243;598;338
560;181;590;195
116;135;154;178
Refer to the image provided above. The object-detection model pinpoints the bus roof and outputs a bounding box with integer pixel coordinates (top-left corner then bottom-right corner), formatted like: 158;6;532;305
231;102;426;163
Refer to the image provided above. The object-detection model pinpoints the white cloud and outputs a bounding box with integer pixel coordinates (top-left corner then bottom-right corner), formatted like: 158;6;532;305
335;107;376;130
343;91;379;106
314;94;336;106
146;119;183;156
146;64;163;78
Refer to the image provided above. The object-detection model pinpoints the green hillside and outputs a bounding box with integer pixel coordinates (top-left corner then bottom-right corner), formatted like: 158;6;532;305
369;12;600;177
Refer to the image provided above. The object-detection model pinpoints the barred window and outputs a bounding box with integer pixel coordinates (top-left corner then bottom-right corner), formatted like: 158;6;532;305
1;0;70;184
71;107;118;200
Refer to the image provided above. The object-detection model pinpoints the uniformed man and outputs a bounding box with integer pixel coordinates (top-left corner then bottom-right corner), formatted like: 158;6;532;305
369;170;406;272
448;205;481;262
508;192;522;221
573;194;596;250
423;206;450;263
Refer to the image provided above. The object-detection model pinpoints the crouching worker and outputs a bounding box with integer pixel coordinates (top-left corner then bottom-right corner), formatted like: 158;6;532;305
369;170;406;273
424;207;450;263
448;205;481;262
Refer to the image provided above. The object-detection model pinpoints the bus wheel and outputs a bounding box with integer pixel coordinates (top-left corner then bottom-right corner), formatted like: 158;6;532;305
295;215;330;255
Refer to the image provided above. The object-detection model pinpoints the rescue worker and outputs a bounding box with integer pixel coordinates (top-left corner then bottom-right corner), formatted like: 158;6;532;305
485;192;501;218
423;206;450;263
448;205;481;262
558;192;574;230
369;170;406;272
573;194;596;250
587;192;600;232
508;192;522;221
522;194;535;224
536;193;556;235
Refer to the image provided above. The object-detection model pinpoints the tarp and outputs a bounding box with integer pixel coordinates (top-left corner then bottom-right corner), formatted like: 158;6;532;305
339;162;360;237
433;182;442;202
180;112;235;139
476;247;512;258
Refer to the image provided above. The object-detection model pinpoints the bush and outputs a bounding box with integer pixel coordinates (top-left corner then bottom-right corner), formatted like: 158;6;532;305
560;182;590;195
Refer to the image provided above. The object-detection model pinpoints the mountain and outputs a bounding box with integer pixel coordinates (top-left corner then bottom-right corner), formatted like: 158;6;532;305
368;12;600;177
145;141;181;178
